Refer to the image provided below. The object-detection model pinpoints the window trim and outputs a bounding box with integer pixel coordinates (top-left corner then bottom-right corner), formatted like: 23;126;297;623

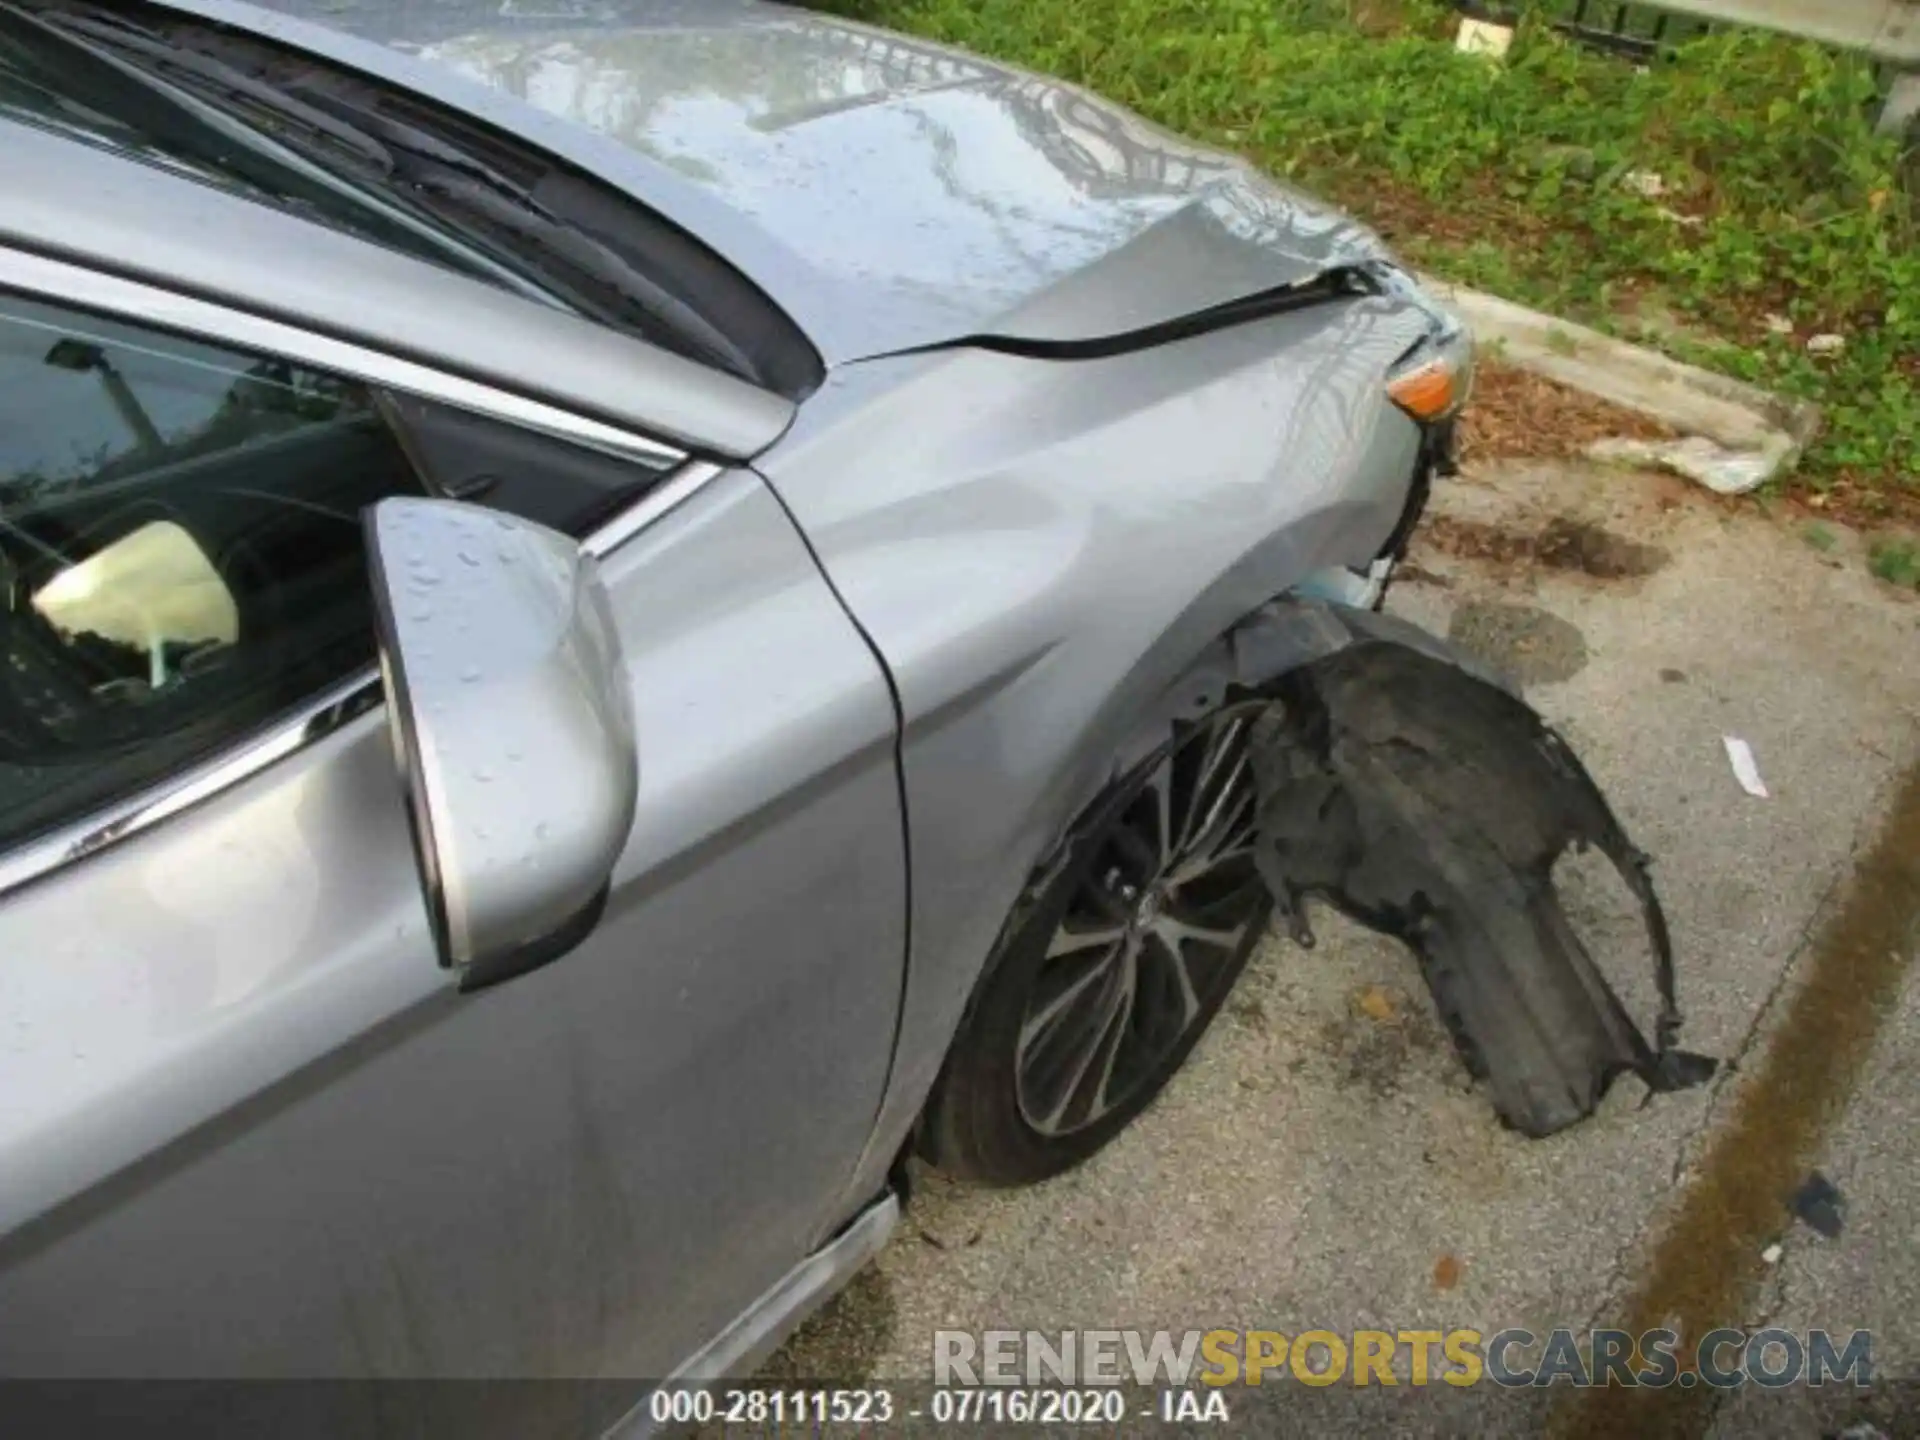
0;249;731;899
0;245;690;470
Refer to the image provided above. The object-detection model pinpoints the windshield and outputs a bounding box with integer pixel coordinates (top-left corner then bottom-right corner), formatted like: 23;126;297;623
1;0;824;395
0;2;566;305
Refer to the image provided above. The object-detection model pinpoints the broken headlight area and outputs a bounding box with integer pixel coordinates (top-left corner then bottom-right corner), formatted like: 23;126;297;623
1292;418;1457;614
1234;620;1714;1137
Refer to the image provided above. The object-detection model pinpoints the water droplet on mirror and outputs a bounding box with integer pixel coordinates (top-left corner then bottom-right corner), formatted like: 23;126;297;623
473;767;494;782
459;549;481;566
461;666;481;682
534;822;550;839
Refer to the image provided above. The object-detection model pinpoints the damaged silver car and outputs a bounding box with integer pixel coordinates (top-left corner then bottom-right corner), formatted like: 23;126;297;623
0;0;1706;1419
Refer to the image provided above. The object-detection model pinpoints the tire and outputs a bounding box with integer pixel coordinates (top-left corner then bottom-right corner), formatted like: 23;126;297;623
921;699;1273;1185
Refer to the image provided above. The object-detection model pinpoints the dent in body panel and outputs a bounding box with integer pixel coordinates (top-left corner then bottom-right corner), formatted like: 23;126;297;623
0;470;906;1381
755;299;1427;1204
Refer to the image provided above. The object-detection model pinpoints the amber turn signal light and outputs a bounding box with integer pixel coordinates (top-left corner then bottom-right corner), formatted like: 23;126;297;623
1385;358;1458;421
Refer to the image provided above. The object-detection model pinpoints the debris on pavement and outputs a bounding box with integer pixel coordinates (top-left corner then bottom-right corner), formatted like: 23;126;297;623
1791;1171;1846;1238
1588;433;1790;496
1458;362;1679;466
1353;984;1401;1023
1432;1254;1463;1290
1761;1242;1784;1264
1724;736;1771;798
1245;639;1717;1137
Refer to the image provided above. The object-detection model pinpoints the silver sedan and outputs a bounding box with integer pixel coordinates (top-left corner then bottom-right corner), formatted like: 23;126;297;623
0;0;1531;1421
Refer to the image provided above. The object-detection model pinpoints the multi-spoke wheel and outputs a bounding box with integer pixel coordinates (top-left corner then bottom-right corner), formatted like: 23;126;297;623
920;702;1271;1184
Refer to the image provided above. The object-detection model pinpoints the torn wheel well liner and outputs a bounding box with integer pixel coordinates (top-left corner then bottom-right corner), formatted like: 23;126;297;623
1123;598;1713;1136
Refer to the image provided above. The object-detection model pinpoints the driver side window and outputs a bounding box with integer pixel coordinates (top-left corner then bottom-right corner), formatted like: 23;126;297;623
0;290;425;853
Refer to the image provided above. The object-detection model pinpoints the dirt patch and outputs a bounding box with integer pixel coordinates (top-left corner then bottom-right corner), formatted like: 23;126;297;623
1784;481;1920;538
1421;513;1669;583
1446;600;1589;687
1458;362;1682;467
1392;561;1455;590
1228;993;1271;1034
1316;982;1453;1099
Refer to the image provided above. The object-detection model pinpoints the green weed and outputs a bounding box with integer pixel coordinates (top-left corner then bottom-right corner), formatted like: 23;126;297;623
820;0;1919;506
1868;536;1920;588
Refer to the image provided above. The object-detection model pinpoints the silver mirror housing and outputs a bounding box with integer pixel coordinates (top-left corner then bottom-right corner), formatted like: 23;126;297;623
365;497;637;979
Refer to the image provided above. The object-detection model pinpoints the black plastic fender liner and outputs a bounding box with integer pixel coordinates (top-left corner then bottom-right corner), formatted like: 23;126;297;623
1223;602;1715;1137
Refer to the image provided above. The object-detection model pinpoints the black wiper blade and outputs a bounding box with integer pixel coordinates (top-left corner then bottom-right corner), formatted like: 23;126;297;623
408;164;759;379
42;10;393;173
296;97;761;378
27;0;765;383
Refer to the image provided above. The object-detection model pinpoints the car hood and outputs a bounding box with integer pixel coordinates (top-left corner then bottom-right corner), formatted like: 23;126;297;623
222;0;1394;364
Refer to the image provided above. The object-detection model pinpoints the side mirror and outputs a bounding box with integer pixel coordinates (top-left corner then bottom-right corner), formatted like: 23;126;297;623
365;497;637;986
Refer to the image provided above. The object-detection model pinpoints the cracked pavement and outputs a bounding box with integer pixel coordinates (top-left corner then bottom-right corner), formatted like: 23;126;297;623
762;458;1920;1427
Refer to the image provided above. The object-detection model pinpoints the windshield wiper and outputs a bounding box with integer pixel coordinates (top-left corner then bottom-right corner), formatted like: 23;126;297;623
34;3;759;381
23;7;392;172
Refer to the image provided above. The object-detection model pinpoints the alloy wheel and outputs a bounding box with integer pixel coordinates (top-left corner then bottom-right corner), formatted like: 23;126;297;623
1014;706;1268;1137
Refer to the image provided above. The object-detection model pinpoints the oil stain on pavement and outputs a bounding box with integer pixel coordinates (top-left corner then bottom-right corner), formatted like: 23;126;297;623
1316;983;1457;1100
1562;755;1920;1438
1424;513;1669;584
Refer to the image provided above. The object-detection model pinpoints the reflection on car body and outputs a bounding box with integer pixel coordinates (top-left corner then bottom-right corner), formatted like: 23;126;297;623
0;0;1704;1430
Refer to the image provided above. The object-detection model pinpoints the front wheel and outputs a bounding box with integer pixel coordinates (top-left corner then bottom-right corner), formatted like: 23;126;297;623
921;701;1272;1185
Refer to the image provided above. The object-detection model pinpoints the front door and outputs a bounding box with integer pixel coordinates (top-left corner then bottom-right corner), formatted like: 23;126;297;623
0;286;905;1416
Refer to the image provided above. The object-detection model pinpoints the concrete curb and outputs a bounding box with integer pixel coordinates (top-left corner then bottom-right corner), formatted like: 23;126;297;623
1417;274;1824;494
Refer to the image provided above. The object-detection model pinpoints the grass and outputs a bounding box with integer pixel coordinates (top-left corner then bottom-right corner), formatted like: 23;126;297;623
816;0;1918;519
1870;535;1920;588
1801;520;1838;552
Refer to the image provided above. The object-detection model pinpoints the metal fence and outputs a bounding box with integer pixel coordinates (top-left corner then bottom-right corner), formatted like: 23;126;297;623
1459;0;1919;132
1534;0;1713;57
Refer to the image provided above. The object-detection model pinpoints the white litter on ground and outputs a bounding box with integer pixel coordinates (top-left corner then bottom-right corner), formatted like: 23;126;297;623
1454;17;1513;57
1587;434;1790;496
1762;1242;1784;1264
1724;736;1770;798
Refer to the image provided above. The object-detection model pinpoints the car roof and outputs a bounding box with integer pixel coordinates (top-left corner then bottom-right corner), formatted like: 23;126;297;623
0;117;794;458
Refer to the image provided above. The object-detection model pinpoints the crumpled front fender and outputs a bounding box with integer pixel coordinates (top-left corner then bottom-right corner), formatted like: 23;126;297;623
1206;599;1716;1136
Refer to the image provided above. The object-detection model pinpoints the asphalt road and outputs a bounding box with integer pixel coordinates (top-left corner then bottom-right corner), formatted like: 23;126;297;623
762;457;1920;1432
